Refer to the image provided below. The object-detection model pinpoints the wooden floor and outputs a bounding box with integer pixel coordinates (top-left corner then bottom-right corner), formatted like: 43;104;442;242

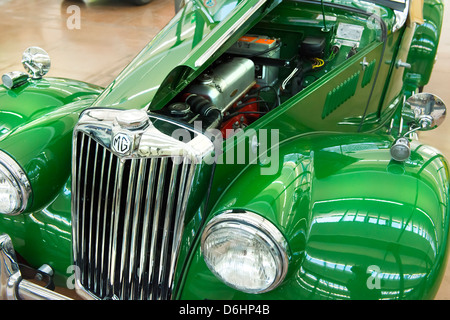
0;0;449;300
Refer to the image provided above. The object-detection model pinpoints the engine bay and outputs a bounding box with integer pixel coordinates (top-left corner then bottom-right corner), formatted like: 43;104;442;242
156;1;382;139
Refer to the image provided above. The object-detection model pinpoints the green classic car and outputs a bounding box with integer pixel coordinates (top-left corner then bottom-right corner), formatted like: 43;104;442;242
0;0;448;300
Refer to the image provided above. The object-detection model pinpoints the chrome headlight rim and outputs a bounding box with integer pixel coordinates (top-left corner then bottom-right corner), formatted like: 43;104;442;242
0;150;32;215
201;209;289;294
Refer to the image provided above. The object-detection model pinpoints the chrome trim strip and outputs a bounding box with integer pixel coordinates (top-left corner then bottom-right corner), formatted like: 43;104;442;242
94;147;106;295
138;158;156;299
99;149;112;297
148;157;167;299
158;159;179;299
109;158;125;297
201;210;290;294
118;159;137;298
80;136;91;286
167;162;195;295
0;234;72;300
128;159;146;299
393;0;410;32
0;234;21;300
87;141;99;290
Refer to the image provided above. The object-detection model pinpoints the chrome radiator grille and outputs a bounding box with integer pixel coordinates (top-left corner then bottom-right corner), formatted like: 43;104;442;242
72;131;195;300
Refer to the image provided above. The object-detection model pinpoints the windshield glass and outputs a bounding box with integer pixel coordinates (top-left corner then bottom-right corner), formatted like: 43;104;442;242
320;0;406;11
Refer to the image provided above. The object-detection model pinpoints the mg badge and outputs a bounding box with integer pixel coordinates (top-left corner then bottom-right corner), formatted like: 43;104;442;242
112;132;132;154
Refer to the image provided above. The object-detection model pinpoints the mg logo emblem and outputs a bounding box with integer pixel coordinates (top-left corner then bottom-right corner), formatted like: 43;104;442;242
112;133;131;154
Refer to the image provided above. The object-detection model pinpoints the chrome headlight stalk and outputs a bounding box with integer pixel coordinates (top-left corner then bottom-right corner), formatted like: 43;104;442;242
2;46;50;90
0;151;32;215
72;107;216;300
201;210;289;294
75;108;215;163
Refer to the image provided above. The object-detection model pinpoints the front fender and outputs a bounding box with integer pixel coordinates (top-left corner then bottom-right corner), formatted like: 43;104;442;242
180;133;450;299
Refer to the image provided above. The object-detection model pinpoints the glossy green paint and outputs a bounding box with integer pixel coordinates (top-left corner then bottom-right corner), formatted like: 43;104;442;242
180;133;450;299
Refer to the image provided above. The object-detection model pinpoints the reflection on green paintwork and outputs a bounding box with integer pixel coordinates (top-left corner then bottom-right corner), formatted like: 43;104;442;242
92;0;256;111
180;134;449;300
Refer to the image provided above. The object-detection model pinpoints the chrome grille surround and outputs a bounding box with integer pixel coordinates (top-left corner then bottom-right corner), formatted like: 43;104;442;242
71;108;214;300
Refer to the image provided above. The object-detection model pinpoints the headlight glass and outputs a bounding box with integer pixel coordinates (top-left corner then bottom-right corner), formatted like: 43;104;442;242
0;151;31;215
201;210;289;294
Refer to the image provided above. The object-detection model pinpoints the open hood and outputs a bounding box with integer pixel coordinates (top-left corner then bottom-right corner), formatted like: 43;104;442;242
91;0;405;113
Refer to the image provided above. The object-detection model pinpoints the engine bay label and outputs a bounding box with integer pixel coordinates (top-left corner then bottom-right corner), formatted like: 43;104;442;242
203;0;217;8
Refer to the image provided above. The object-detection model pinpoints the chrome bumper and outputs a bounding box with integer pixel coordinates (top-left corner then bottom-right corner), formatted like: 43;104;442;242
0;234;72;300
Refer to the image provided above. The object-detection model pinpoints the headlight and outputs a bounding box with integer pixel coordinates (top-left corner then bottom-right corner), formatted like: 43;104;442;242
201;210;289;294
0;151;31;215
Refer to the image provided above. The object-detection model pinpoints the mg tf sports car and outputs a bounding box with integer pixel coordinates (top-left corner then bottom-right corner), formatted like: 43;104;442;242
0;0;448;300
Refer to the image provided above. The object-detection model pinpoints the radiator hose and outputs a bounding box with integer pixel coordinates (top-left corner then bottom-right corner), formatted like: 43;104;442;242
185;94;222;129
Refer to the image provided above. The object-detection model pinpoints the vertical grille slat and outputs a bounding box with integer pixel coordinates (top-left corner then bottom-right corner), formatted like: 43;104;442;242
137;158;157;299
80;137;92;286
72;132;195;300
168;163;194;291
108;157;125;297
73;133;85;284
96;147;107;297
88;143;99;291
158;159;180;299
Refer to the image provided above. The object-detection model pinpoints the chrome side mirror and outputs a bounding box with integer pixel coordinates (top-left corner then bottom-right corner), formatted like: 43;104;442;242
21;47;51;79
402;92;446;131
1;71;29;90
